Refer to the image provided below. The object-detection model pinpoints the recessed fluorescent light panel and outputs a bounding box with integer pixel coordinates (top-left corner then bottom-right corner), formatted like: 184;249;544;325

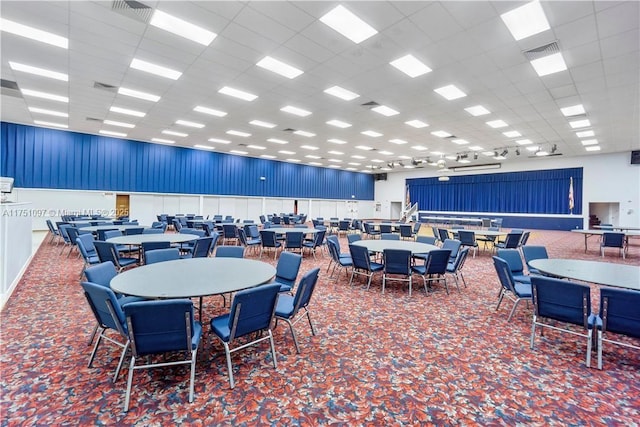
226;130;251;137
305;155;321;159
389;139;407;145
585;146;601;152
502;131;521;138
218;86;257;101
194;106;227;117
431;131;451;138
230;150;248;155
328;139;347;144
261;155;276;159
9;62;68;81
371;105;399;116
390;54;432;78
486;120;508;128
1;18;68;48
405;120;429;128
516;139;533;145
326;120;352;128
151;138;174;144
328;150;344;155
208;138;231;144
560;104;585;117
569;119;591;129
434;85;466;100
452;139;469;145
324;85;359;101
175;120;204;128
99;130;127;137
267;138;288;144
412;145;428;151
103;120;134;129
294;130;316;137
28;107;68;117
500;1;550;41
33;120;67;128
319;5;378;44
21;89;68;103
130;58;182;80
351;155;366;159
162;130;188;137
576;130;594;138
118;87;160;102
355;145;373;151
581;139;598;146
194;145;214;150
279;150;296;155
530;52;567;77
247;145;266;150
464;105;490;116
110;106;145;117
361;130;382;137
256;56;303;79
150;10;217;46
249;120;276;128
281;105;311;117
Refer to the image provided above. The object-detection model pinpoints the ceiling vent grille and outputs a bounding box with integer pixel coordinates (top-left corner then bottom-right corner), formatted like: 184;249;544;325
523;41;560;61
361;101;380;108
111;0;153;24
1;79;21;98
93;81;118;92
282;128;296;132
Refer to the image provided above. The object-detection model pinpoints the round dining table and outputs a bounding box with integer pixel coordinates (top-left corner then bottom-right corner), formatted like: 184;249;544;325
352;240;438;254
107;233;198;245
529;259;640;290
267;227;319;235
79;224;148;233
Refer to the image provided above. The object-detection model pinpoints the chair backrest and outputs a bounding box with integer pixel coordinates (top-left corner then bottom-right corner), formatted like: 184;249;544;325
141;241;171;255
492;256;518;294
339;220;350;231
423;249;451;275
84;261;118;286
145;248;180;265
380;233;399;240
503;232;522;248
290;268;321;315
349;244;373;271
285;232;304;249
519;231;531;246
143;227;164;234
599;288;640;338
602;232;625;248
77;233;96;259
96;228;117;241
237;228;249;246
275;252;302;288
363;222;373;234
441;239;461;260
379;224;392;233
259;215;266;224
450;247;469;272
191;237;214;258
413;222;421;234
260;230;278;247
46;219;58;234
522;246;549;268
383;249;412;275
103;229;123;240
124;227;144;236
438;228;450;242
399;224;413;238
347;234;362;244
181;228;206;237
222;224;237;238
272;216;281;225
81;281;127;333
326;235;341;253
531;276;591;327
310;229;326;248
93;241;119;264
481;218;492;228
215;246;244;258
326;238;340;263
247;225;260;239
457;230;476;246
124;299;196;357
416;235;437;245
226;284;281;340
66;226;80;244
496;249;525;275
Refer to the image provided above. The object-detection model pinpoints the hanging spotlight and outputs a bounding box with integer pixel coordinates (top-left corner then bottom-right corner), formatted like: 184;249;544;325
398;161;405;167
551;144;558;154
411;158;419;166
500;149;509;157
387;162;395;169
474;152;478;160
516;148;521;156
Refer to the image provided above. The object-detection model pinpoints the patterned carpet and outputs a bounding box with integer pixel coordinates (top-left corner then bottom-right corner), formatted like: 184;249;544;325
1;228;639;425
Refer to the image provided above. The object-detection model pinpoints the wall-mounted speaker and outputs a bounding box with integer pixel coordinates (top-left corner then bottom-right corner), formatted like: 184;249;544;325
631;150;640;165
373;173;387;181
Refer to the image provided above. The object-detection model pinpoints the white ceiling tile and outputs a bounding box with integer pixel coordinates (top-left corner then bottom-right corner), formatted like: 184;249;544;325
596;1;640;38
409;3;464;42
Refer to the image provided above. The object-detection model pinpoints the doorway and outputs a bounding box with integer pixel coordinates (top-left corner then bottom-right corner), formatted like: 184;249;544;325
116;194;130;219
589;202;619;226
390;201;402;221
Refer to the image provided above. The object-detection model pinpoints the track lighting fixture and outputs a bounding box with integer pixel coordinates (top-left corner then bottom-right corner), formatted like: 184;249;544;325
516;148;520;156
411;158;419;166
474;152;478;160
500;149;508;157
551;144;558;154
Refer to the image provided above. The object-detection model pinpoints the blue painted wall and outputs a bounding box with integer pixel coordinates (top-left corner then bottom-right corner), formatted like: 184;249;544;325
1;122;374;200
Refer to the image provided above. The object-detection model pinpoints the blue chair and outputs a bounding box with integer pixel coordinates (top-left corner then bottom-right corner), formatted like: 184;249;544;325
349;244;383;290
77;233;100;277
441;239;461;263
188;237;214;258
380;233;399;241
413;235;438;262
446;247;469;291
123;299;202;411
273;251;302;293
275;268;320;353
210;284;280;388
222;224;238;245
124;227;144;235
437;228;450;243
46;219;61;244
145;248;180;265
142;227;164;234
382;249;413;295
496;249;531;284
521;246;549;275
326;237;352;279
80;281;131;382
215;246;244;258
93;241;138;272
601;232;626;259
399;224;413;240
379;224;393;234
237;228;260;255
530;276;594;368
347;233;362;244
58;225;75;256
476;227;500;250
592;287;640;369
259;230;281;259
284;232;304;254
493;256;532;321
103;229;133;254
457;230;478;258
363;222;380;239
411;249;451;295
303;229;325;259
495;232;522;250
141;241;171;263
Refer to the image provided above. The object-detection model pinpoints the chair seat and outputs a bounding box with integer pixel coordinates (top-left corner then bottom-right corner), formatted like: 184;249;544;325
514;282;532;298
86;255;101;264
117;257;138;268
275;294;295;318
513;274;531;284
118;295;146;306
369;262;384;272
210;314;231;342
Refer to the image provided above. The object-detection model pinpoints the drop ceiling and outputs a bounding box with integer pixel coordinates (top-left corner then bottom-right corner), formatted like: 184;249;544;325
1;1;638;173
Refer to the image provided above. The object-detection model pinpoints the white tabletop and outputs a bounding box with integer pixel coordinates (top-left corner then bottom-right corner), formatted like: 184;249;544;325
529;259;640;290
593;225;640;231
107;233;198;245
571;229;640;236
110;257;276;298
267;227;319;234
79;225;147;232
352;240;438;254
447;229;507;237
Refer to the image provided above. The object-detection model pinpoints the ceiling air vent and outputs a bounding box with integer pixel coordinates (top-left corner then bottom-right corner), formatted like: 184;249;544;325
111;0;153;24
523;41;560;61
93;81;118;93
86;117;103;122
361;101;380;108
282;128;296;132
1;79;21;98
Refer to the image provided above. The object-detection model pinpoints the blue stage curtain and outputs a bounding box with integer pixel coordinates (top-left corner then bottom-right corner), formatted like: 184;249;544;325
1;122;374;200
407;168;583;214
